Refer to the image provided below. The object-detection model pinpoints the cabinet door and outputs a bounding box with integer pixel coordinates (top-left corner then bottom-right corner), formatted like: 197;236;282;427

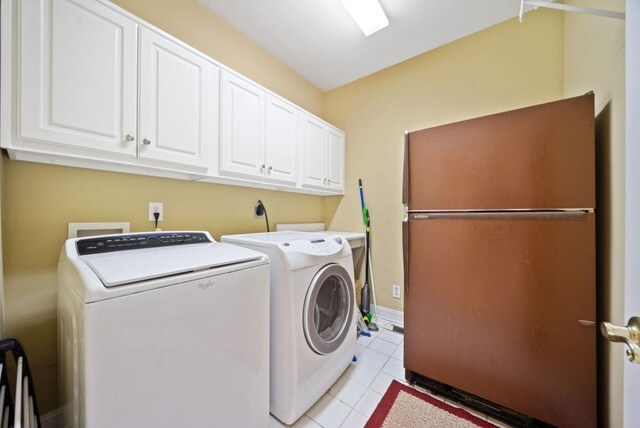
300;114;326;189
325;127;345;193
265;95;299;185
138;28;216;173
219;71;265;179
19;0;137;157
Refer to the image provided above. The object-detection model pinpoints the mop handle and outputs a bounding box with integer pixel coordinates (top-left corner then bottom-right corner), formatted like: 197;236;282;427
358;179;367;226
365;218;370;283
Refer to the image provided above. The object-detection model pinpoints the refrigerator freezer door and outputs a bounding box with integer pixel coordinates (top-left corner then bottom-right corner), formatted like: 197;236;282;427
404;213;596;427
406;94;595;211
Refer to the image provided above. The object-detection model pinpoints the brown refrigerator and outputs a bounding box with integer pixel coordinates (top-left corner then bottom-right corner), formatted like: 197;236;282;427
402;94;596;427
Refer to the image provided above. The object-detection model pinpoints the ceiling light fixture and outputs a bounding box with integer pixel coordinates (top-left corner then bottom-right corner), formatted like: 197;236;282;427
339;0;389;37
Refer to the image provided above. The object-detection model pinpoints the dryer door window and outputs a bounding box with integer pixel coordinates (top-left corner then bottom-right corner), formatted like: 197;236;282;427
303;263;354;355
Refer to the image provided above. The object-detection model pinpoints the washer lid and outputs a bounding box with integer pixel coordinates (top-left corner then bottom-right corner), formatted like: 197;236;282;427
81;242;263;287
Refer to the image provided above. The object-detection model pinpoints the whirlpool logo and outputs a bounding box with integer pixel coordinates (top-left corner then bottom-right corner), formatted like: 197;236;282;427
198;280;215;290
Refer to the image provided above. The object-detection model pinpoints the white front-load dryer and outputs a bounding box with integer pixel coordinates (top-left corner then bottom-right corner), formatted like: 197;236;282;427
221;232;357;425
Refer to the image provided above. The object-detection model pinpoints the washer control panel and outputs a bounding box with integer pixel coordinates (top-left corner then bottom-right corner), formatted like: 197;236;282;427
280;236;344;256
77;232;211;255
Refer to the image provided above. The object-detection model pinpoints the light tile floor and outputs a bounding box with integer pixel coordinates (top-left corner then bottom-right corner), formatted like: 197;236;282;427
269;328;511;428
268;328;404;428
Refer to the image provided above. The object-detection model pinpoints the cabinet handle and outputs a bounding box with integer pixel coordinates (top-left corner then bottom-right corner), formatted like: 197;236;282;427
142;139;151;145
125;134;135;142
268;166;273;173
261;164;265;171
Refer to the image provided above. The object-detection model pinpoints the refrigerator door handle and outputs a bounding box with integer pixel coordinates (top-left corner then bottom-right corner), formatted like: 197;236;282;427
409;211;591;221
402;219;409;294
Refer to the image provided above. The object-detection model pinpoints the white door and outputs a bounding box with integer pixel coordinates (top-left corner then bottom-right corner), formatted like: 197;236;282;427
602;4;640;426
300;114;326;189
138;28;216;174
623;2;640;426
219;71;265;179
325;127;345;193
19;0;137;157
265;95;299;186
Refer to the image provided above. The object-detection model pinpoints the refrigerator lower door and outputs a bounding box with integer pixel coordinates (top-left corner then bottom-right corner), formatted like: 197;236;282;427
404;212;596;428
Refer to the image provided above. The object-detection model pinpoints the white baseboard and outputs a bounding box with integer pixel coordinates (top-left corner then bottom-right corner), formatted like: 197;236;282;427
374;305;404;328
41;408;61;428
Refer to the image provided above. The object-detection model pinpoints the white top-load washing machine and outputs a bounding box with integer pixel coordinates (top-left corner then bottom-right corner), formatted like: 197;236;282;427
220;232;357;425
57;231;270;428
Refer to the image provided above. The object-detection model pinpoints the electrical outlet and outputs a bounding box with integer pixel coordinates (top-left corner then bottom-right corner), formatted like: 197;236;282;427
392;285;401;299
148;202;164;221
254;204;264;218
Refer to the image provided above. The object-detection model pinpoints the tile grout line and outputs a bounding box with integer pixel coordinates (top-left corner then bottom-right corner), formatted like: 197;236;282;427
305;329;507;428
304;330;407;428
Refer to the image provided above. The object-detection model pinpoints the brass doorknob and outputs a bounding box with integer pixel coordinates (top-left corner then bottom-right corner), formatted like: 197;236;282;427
601;316;640;363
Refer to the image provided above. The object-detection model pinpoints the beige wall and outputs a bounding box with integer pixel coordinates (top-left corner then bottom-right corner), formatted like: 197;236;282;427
1;0;326;413
564;1;626;426
323;10;565;311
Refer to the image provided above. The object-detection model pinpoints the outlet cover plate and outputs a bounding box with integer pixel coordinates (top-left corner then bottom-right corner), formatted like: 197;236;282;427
149;202;164;221
392;285;401;299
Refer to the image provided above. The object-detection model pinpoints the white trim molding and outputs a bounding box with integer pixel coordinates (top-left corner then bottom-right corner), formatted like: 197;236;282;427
374;305;404;329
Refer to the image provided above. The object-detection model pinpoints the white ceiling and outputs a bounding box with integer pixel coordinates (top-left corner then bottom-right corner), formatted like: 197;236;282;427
197;0;532;92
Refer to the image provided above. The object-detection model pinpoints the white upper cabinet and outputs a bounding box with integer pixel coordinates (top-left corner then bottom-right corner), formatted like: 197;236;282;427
138;27;216;172
325;127;345;192
219;71;265;179
1;0;344;193
219;72;299;186
301;114;345;194
300;114;326;189
10;0;216;175
18;0;138;157
264;95;299;185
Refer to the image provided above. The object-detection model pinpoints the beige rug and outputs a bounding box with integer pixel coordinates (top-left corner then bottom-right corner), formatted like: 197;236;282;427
365;380;495;428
